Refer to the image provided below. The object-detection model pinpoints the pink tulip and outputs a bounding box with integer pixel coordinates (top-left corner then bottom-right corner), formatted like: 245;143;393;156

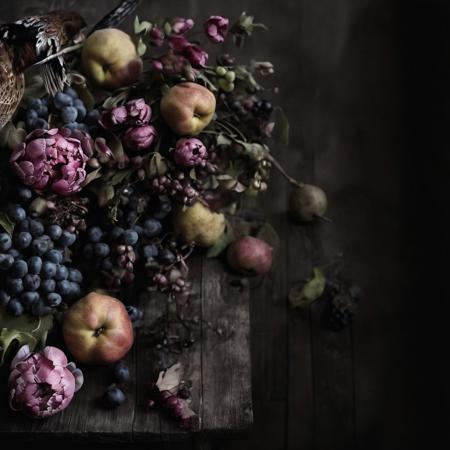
171;17;194;35
9;345;83;419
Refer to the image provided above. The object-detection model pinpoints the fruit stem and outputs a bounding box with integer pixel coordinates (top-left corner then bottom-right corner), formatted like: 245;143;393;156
265;153;303;188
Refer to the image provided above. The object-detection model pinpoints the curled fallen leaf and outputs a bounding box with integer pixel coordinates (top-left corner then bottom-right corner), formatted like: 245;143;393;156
289;267;326;309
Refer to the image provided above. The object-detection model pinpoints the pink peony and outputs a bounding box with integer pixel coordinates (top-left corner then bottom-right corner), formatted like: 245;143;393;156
9;345;83;419
173;138;208;167
10;128;89;196
123;125;157;151
204;16;229;44
125;98;152;125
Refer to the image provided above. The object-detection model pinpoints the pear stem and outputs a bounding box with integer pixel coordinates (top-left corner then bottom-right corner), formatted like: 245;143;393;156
265;153;303;188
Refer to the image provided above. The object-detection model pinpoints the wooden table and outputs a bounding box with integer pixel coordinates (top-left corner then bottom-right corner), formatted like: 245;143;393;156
0;257;253;444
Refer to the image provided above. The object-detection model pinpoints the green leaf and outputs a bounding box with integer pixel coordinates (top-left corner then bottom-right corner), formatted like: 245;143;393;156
206;221;235;258
0;122;26;151
103;90;130;109
134;16;152;34
146;152;168;178
110;169;133;186
83;167;103;186
0;212;14;236
105;132;125;159
289;268;326;309
137;37;147;57
256;222;279;255
0;306;53;366
90;184;115;207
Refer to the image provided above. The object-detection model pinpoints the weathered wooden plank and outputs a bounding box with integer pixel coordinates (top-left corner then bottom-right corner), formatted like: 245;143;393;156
201;258;253;437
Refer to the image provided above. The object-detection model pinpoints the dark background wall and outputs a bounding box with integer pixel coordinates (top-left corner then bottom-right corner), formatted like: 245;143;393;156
0;0;447;449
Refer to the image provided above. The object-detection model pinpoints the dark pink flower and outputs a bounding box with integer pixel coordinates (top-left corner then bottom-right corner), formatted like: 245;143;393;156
169;35;190;52
125;98;152;125
152;54;187;76
172;17;194;34
184;44;208;68
204;16;229;43
10;128;89;196
149;26;164;47
99;105;127;129
123;125;157;151
9;345;83;419
173;138;207;167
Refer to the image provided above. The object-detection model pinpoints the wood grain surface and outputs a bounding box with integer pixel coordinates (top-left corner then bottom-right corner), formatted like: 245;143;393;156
0;0;446;449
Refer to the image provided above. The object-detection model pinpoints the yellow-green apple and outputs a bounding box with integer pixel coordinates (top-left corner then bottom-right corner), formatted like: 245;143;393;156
81;28;143;90
173;201;225;247
62;292;133;365
160;82;216;135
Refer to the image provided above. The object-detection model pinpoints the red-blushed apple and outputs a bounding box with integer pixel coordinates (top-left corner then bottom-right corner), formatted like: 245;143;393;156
160;82;216;136
227;236;273;275
62;292;134;365
81;29;143;90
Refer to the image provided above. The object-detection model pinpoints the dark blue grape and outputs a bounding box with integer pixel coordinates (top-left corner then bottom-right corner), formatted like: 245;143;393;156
67;281;81;298
7;298;23;316
14;231;32;249
74;99;86;120
5;204;26;223
58;231;76;247
21;291;40;309
45;249;63;264
153;200;172;220
10;260;28;278
6;277;24;295
86;109;100;124
56;280;71;297
40;278;56;294
42;261;57;278
29;98;42;110
104;386;125;408
126;305;143;322
23;274;41;291
54;92;73;109
114;361;130;383
158;249;176;265
31;237;51;256
64;122;79;131
47;224;63;240
133;225;144;236
0;254;14;270
35;118;49;129
61;106;78;124
16;219;30;232
101;257;113;271
0;233;12;252
31;300;52;317
55;265;69;281
63;86;78;98
68;268;83;283
15;186;33;203
26;109;38;127
82;243;94;259
142;244;158;260
94;243;110;257
7;248;21;259
110;226;124;240
88;227;103;243
46;292;62;307
0;290;10;306
29;220;45;237
143;219;162;238
37;104;48;118
28;256;42;274
122;230;138;245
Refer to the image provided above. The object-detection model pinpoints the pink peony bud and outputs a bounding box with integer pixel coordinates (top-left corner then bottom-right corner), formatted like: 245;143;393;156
125;98;152;125
10;128;89;196
152;54;187;76
204;16;229;44
169;35;190;52
171;17;194;34
99;105;128;129
123;125;157;151
149;26;165;47
173;138;208;167
8;345;83;419
184;44;208;68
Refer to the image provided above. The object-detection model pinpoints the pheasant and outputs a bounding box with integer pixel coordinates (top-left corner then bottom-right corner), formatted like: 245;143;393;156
0;0;140;130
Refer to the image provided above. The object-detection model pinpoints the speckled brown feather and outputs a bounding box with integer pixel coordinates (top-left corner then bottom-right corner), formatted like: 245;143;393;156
0;41;24;129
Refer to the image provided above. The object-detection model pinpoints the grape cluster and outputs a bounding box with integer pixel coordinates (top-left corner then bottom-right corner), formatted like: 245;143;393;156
26;97;50;131
150;174;199;206
324;281;362;331
53;87;91;133
251;99;273;120
0;188;82;317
